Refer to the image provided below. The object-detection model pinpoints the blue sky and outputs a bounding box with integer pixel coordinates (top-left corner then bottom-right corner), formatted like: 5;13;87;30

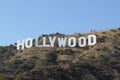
0;0;120;46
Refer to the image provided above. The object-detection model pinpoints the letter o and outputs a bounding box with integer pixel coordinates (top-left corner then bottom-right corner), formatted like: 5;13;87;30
68;37;76;47
25;38;33;48
78;37;86;47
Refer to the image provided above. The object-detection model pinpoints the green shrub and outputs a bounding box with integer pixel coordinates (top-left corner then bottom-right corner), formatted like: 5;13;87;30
100;55;110;62
82;74;97;80
97;36;107;43
0;73;5;79
45;52;57;64
0;46;7;54
16;74;23;80
111;29;117;32
7;59;23;69
117;28;120;30
58;49;74;55
21;62;35;70
36;52;57;66
102;32;107;34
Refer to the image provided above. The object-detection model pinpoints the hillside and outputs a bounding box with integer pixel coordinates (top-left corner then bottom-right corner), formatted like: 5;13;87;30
0;28;120;80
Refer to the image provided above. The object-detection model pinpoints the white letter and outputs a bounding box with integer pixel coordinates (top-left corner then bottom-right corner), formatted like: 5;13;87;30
49;36;56;47
17;39;25;50
25;38;33;48
68;37;76;47
88;35;97;45
78;37;86;47
35;38;42;47
58;37;67;47
43;37;50;47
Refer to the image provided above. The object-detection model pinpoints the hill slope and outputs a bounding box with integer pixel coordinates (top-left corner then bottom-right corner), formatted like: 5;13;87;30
0;28;120;80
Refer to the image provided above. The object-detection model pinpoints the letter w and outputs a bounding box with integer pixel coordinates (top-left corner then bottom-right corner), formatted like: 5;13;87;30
58;37;67;47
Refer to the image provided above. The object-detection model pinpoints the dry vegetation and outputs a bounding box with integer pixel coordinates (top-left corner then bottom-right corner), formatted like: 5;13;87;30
0;28;120;80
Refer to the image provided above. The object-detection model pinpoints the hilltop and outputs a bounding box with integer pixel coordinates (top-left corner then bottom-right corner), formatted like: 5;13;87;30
0;28;120;80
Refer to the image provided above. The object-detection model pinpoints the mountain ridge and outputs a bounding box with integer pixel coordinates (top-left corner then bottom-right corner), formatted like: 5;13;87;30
0;28;120;80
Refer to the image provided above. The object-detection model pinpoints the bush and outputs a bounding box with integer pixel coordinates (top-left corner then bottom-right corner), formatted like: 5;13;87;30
7;59;23;69
117;28;120;30
82;74;97;80
97;36;107;43
111;29;117;32
0;46;7;54
58;49;74;55
0;73;5;79
36;52;57;66
45;52;57;64
21;62;35;70
16;74;23;80
102;32;107;34
100;55;110;62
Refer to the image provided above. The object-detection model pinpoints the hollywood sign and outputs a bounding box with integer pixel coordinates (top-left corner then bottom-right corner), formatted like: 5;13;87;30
16;34;97;50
